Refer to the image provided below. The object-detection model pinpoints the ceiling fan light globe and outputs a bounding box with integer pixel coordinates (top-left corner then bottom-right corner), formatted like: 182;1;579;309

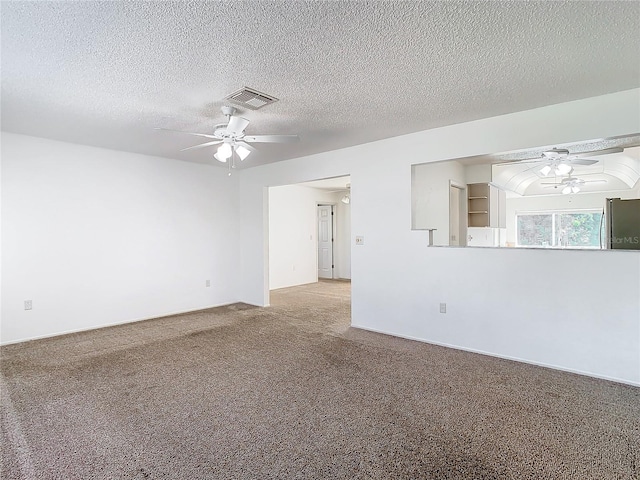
217;143;232;159
562;186;572;195
341;194;350;204
540;165;552;176
213;152;228;163
235;145;251;161
572;186;580;194
556;163;572;175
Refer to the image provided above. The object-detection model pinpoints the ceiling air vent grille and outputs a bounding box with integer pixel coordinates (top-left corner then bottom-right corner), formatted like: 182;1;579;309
225;87;278;110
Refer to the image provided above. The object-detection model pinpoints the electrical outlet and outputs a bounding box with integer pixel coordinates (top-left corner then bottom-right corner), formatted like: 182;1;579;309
24;300;33;310
205;280;210;287
439;303;446;314
355;235;364;245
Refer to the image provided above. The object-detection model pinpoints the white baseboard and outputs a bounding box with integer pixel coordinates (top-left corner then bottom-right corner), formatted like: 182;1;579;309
1;301;238;346
351;324;640;388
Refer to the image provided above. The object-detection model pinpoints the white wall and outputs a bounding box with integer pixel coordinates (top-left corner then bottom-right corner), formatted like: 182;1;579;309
238;89;640;385
506;186;640;245
464;163;492;184
268;185;350;290
1;133;239;344
412;160;465;246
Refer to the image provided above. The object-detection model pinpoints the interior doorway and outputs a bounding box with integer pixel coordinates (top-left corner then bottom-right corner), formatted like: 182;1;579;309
267;175;351;292
317;204;334;279
266;175;351;324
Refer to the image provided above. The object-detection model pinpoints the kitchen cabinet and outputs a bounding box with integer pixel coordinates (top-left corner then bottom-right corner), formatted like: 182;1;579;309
467;183;505;228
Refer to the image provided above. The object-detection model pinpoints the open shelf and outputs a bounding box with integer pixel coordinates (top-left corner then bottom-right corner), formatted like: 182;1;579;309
467;182;506;228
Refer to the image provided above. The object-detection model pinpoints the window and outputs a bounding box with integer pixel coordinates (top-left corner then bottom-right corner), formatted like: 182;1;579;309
516;210;603;249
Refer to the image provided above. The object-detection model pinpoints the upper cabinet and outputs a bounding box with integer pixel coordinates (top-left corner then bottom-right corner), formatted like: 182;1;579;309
467;183;506;228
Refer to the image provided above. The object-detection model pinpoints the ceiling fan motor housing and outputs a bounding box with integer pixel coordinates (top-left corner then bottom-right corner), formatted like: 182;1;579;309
213;124;241;140
542;148;570;158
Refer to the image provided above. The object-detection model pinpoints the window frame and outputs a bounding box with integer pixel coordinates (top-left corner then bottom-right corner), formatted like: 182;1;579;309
515;208;604;249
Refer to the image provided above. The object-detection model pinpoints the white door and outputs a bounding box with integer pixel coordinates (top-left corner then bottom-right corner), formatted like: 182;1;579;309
317;205;333;279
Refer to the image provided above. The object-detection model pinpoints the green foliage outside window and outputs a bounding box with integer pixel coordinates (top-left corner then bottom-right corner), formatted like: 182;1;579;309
517;214;553;246
517;211;602;248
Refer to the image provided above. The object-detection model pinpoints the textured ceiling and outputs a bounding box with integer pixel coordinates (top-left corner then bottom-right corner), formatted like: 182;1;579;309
2;1;639;169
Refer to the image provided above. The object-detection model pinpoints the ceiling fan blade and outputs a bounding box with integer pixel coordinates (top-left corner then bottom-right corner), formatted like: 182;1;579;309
524;162;547;173
155;128;219;140
507;154;548;162
235;141;257;153
226;116;250;135
180;140;222;152
568;158;598;166
244;134;300;143
584;179;608;184
494;157;548;166
575;147;624;157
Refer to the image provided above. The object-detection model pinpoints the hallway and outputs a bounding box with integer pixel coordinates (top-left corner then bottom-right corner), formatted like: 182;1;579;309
269;279;351;334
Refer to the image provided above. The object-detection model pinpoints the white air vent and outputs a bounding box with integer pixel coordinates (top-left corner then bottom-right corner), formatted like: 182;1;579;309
225;87;278;110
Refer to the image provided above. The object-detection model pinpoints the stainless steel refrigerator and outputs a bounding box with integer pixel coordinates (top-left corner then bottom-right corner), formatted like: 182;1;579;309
605;198;640;250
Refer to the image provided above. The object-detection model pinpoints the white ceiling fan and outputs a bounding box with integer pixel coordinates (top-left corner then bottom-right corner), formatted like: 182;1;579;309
157;106;299;174
541;175;607;194
502;147;623;177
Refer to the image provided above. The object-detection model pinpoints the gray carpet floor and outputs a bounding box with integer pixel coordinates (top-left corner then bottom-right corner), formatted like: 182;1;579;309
1;280;638;479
